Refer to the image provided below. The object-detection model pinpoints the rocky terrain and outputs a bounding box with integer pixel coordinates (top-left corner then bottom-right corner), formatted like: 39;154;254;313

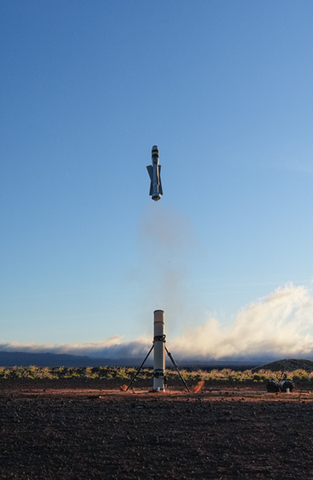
0;379;313;479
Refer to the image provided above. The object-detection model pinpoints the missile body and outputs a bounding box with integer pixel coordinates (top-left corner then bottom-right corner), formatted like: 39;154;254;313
147;145;163;201
153;309;166;390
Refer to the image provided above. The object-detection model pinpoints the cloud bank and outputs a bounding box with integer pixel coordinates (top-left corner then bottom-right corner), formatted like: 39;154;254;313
1;284;313;362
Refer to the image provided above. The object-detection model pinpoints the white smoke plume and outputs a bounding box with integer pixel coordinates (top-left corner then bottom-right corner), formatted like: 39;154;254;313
1;284;313;362
171;283;313;360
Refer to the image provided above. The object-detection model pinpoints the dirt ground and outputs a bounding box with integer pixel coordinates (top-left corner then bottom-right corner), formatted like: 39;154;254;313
0;380;313;479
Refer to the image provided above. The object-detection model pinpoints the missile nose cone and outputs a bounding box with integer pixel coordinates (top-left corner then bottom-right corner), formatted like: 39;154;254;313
152;145;159;157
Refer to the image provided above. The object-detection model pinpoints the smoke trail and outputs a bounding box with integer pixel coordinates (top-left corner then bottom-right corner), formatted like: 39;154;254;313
135;203;194;334
139;203;193;253
2;284;313;361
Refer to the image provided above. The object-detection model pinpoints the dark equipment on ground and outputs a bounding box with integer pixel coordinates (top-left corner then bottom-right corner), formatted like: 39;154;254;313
266;380;281;392
266;379;295;392
279;379;295;392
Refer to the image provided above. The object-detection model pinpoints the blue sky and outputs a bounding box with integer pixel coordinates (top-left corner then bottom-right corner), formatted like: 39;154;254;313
1;1;313;359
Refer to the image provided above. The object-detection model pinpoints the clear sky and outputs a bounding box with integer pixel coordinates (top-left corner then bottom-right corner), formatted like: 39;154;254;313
1;1;313;360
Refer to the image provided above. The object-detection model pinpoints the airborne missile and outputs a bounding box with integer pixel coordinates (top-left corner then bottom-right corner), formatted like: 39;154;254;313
147;145;163;201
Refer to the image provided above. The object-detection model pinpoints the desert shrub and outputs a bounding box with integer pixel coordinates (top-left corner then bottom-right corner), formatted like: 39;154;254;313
176;370;193;381
0;365;312;384
192;371;204;381
126;368;137;379
115;367;130;379
239;370;253;381
292;369;309;381
83;367;98;379
22;366;39;379
6;367;23;378
253;369;274;381
98;367;109;378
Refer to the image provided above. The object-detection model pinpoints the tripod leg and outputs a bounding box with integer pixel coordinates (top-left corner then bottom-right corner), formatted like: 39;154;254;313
126;344;154;391
165;347;190;392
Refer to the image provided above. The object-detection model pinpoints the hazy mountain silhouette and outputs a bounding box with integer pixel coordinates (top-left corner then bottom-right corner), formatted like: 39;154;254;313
0;350;273;369
0;351;143;367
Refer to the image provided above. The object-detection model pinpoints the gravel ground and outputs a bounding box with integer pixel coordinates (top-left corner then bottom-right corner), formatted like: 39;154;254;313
0;381;313;479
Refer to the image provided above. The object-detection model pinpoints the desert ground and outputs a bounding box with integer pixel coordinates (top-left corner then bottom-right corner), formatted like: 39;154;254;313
0;378;313;479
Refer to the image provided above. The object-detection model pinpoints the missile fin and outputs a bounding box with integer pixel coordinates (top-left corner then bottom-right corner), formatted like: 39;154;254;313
146;165;153;180
158;165;163;195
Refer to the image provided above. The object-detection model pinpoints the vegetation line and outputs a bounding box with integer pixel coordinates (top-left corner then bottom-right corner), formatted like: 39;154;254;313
0;366;312;383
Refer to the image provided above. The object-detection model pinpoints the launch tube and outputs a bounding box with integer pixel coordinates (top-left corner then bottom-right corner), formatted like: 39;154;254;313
153;309;165;390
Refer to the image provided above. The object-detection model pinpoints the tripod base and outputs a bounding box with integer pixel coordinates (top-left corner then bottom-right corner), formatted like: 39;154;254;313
126;344;189;392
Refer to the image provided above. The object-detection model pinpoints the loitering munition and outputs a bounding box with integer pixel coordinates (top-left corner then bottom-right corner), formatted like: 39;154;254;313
147;145;163;201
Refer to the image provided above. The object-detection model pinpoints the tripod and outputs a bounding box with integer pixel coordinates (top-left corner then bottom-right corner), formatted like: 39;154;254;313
126;343;190;392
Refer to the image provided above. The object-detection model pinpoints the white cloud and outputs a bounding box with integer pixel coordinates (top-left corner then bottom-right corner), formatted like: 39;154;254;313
1;284;313;362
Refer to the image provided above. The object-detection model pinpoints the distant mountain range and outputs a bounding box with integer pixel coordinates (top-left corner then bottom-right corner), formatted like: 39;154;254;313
0;350;271;369
0;351;141;367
